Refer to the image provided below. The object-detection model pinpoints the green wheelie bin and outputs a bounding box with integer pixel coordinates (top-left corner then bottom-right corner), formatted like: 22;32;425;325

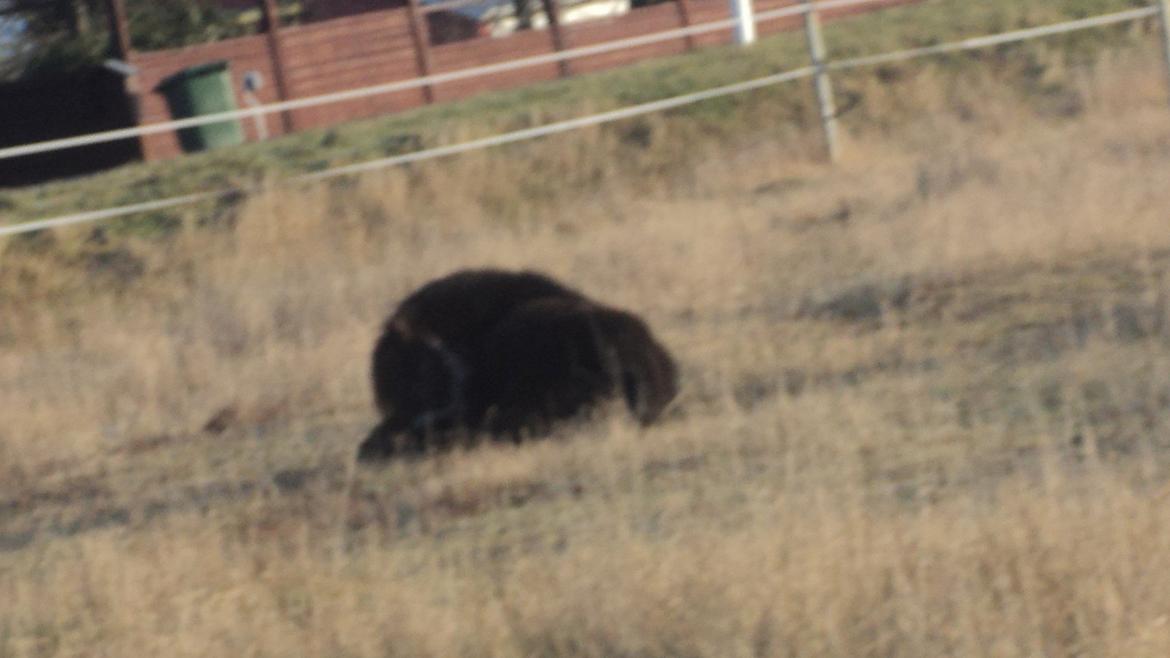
157;61;245;153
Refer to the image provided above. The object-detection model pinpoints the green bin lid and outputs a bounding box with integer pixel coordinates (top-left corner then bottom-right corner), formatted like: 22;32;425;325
157;60;230;91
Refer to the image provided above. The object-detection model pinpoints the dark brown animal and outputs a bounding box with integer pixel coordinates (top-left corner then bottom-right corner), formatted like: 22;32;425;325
356;269;678;461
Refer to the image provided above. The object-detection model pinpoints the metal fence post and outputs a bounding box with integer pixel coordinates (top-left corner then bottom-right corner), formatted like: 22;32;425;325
802;0;840;162
1158;0;1170;108
730;0;756;45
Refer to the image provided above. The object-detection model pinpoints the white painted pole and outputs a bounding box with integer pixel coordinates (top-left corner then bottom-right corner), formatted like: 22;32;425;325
1158;0;1170;108
244;92;270;141
731;0;756;45
802;0;840;161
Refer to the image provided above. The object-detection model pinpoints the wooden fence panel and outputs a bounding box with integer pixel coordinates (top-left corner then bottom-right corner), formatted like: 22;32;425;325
565;4;689;74
131;35;277;160
682;0;735;47
431;29;560;102
755;0;802;37
126;0;924;160
281;8;426;128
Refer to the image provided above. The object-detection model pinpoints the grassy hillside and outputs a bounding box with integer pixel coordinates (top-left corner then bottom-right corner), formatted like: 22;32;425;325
0;0;1157;233
4;1;1170;655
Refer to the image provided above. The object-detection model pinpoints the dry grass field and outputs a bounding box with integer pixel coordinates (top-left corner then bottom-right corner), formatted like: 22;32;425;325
4;42;1170;657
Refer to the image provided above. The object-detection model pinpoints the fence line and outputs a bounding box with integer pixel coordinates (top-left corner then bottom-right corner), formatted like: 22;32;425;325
296;67;817;181
1149;0;1170;104
0;4;1165;238
802;0;840;161
0;67;818;238
0;192;228;238
0;0;888;162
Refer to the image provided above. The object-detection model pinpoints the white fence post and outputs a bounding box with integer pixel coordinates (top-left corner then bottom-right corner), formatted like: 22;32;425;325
731;0;756;45
802;0;840;162
1158;0;1170;108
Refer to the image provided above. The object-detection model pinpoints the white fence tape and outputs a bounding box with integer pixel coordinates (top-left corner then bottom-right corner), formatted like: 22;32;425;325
0;192;226;237
0;67;817;238
0;0;889;162
0;4;1161;238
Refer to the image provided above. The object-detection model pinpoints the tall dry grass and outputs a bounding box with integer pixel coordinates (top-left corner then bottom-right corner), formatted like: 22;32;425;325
3;47;1170;657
